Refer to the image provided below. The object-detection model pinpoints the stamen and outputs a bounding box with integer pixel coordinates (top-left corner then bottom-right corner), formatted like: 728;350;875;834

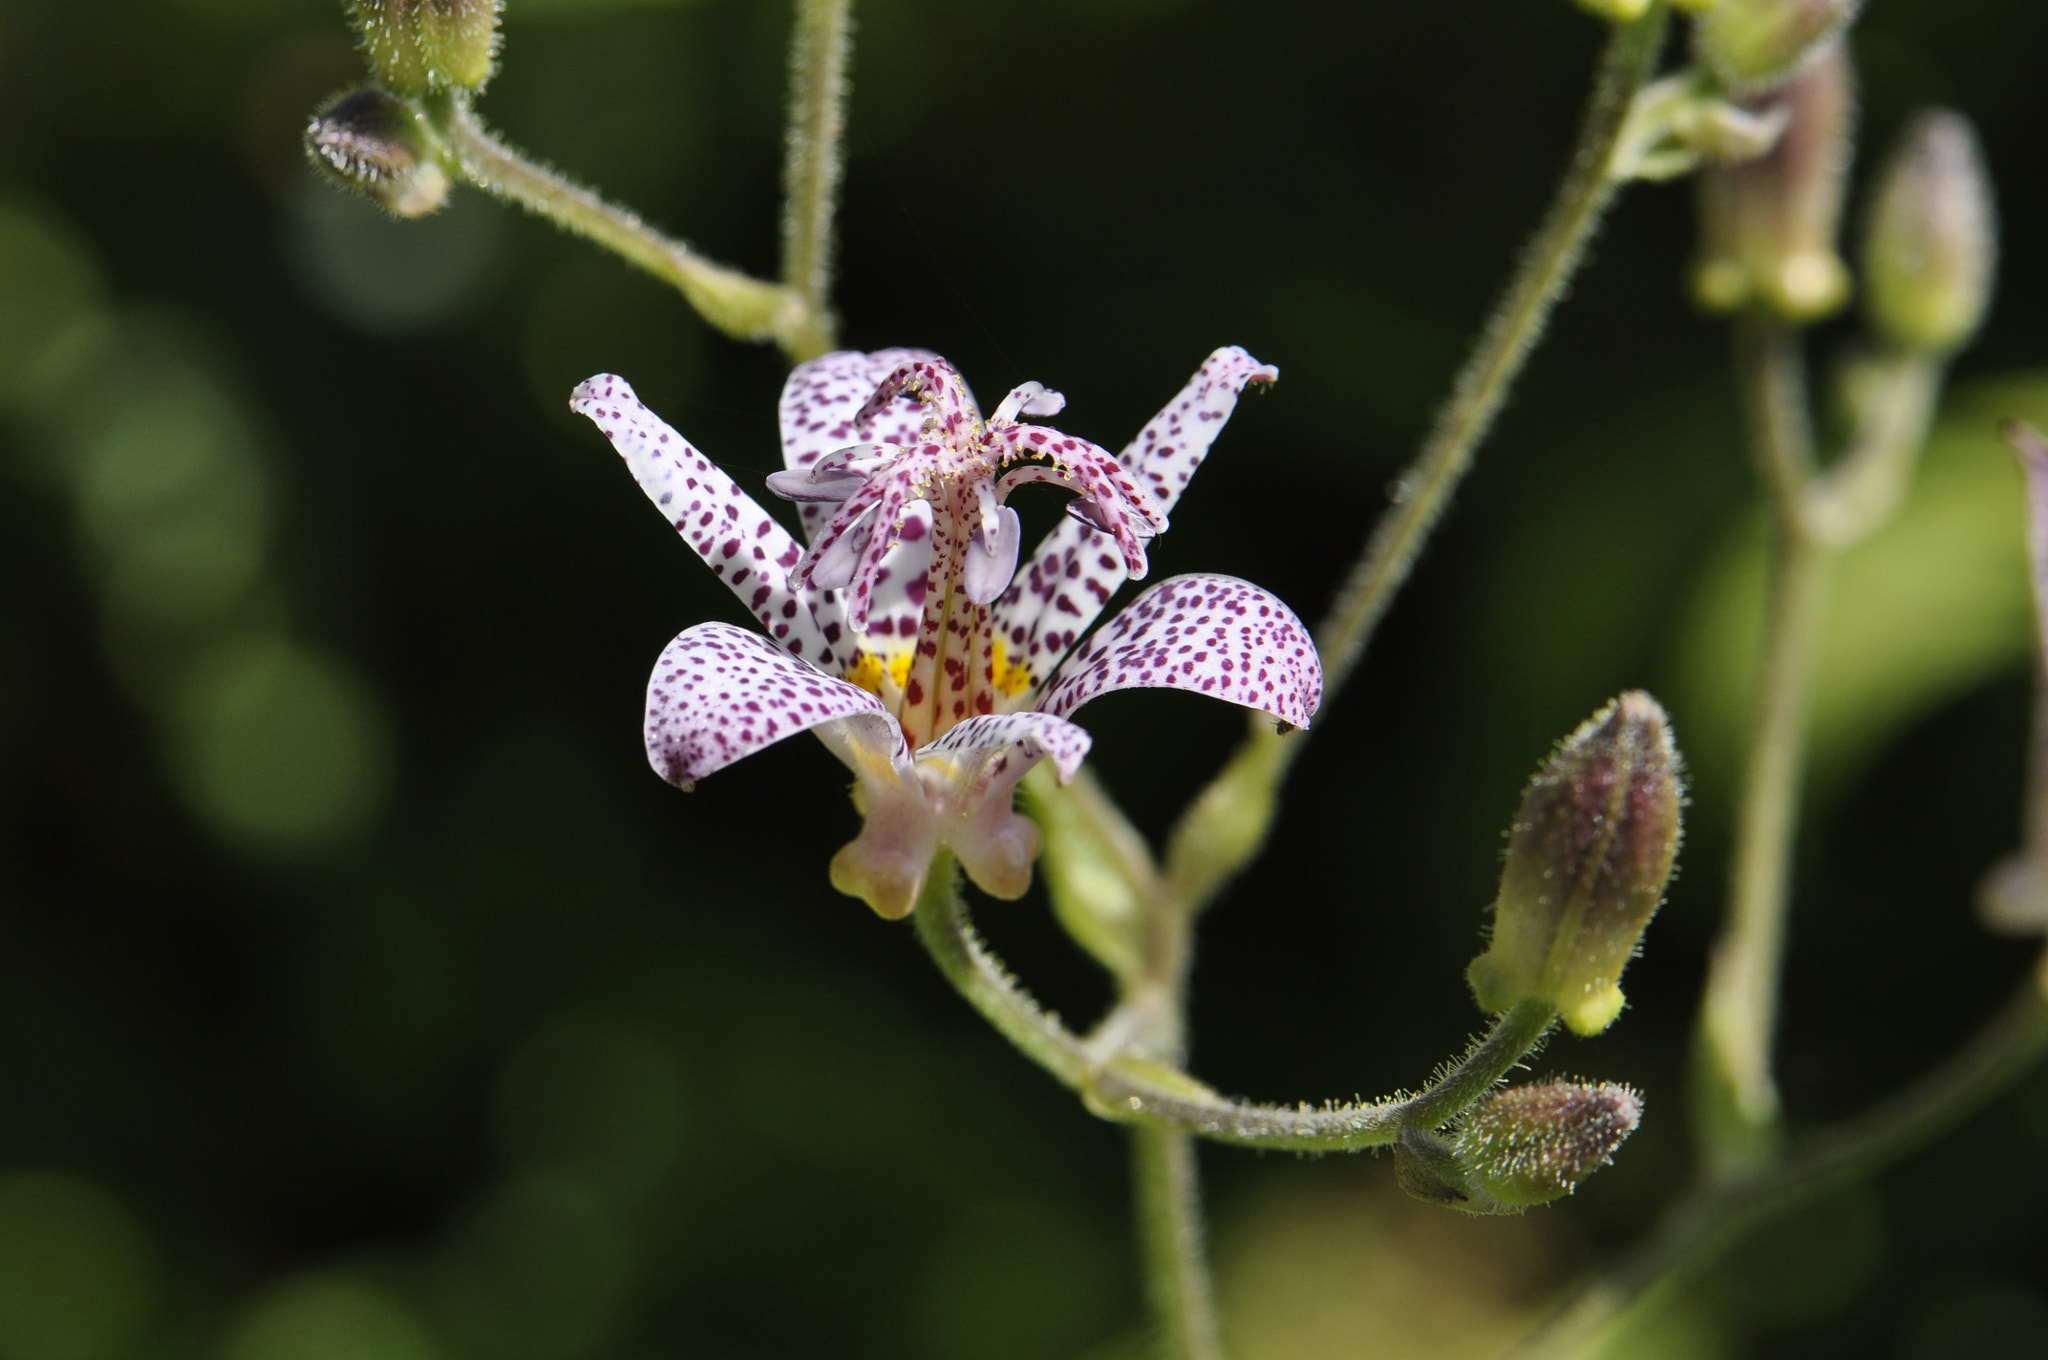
963;506;1022;605
1064;496;1159;539
989;381;1067;426
809;508;875;590
765;468;865;503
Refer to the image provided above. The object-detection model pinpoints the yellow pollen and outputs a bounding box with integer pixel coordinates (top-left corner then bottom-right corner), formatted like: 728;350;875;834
990;640;1033;698
846;649;913;698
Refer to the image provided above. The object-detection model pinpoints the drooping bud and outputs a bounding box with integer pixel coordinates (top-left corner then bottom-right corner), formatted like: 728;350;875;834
1695;0;1863;96
1862;111;1997;355
346;0;504;97
1467;692;1684;1037
305;89;450;218
1691;40;1854;322
1455;1081;1643;1208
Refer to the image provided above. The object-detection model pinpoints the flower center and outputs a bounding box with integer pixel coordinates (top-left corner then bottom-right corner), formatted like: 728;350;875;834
770;358;1167;747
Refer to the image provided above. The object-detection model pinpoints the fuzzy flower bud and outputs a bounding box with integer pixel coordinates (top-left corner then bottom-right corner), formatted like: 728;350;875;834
1862;111;1996;355
1576;0;1721;18
347;0;504;97
1691;40;1854;322
304;88;450;218
1695;0;1863;96
1455;1081;1643;1208
1467;692;1683;1037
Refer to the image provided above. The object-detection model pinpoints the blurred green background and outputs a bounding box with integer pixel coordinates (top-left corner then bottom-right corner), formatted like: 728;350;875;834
5;1;2048;1357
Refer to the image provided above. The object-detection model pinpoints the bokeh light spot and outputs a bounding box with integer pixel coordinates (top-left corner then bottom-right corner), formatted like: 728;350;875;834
168;636;394;850
0;1172;154;1360
493;1011;688;1202
221;1274;440;1360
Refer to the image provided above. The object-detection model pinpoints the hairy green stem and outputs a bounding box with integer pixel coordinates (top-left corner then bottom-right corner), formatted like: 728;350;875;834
1133;1128;1224;1360
431;96;830;360
1159;7;1670;912
1310;5;1667;712
781;0;854;356
1508;952;2048;1360
913;860;1556;1148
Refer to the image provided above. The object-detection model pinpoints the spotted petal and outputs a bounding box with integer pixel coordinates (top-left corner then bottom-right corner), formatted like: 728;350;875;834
992;348;1278;692
778;349;941;543
644;623;907;789
1034;574;1321;728
922;711;1094;785
574;375;843;670
919;712;1094;901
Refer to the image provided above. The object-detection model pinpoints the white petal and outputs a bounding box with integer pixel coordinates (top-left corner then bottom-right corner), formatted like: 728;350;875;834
1035;574;1321;729
993;348;1276;692
920;712;1093;900
572;375;844;671
643;622;905;789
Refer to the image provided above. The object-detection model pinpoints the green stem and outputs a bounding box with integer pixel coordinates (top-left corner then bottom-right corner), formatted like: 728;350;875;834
781;0;854;359
912;863;1556;1147
1159;6;1670;911
1694;318;1829;1175
1310;5;1667;713
1507;952;2048;1360
911;850;1092;1088
431;96;829;360
1132;1127;1225;1360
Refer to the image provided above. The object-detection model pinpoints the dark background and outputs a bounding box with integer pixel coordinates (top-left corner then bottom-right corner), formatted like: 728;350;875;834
4;1;2048;1357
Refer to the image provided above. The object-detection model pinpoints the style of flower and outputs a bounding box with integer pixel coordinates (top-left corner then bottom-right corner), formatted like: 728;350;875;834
571;347;1322;918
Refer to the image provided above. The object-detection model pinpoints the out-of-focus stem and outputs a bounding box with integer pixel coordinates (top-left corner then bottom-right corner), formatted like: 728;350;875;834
1133;1128;1224;1360
1695;317;1828;1174
1160;6;1671;910
781;0;854;360
1311;5;1668;711
431;95;829;360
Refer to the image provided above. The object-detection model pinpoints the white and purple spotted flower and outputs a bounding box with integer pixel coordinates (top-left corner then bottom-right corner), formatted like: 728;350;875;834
571;347;1321;919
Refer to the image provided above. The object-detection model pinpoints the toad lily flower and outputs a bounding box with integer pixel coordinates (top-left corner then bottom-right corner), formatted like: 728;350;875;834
571;347;1321;918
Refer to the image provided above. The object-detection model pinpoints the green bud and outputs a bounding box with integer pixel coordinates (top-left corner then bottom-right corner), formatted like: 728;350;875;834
1455;1081;1643;1208
305;89;450;218
347;0;504;97
1862;111;1996;355
1691;40;1854;322
1695;0;1863;96
1467;692;1684;1037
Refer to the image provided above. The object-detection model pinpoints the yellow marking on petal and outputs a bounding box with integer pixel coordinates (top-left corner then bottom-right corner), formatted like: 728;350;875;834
991;640;1034;698
845;649;915;701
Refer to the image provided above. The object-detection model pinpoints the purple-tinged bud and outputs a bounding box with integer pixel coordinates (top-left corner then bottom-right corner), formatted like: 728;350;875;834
1467;692;1684;1037
1863;111;1997;355
346;0;504;97
1695;0;1862;96
1691;40;1854;322
305;89;449;219
1456;1081;1643;1208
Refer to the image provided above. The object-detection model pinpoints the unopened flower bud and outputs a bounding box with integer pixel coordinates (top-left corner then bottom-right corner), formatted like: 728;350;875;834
347;0;504;97
1862;111;1996;355
305;89;450;218
1467;692;1683;1037
1455;1081;1643;1208
1695;0;1862;96
1691;40;1854;322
